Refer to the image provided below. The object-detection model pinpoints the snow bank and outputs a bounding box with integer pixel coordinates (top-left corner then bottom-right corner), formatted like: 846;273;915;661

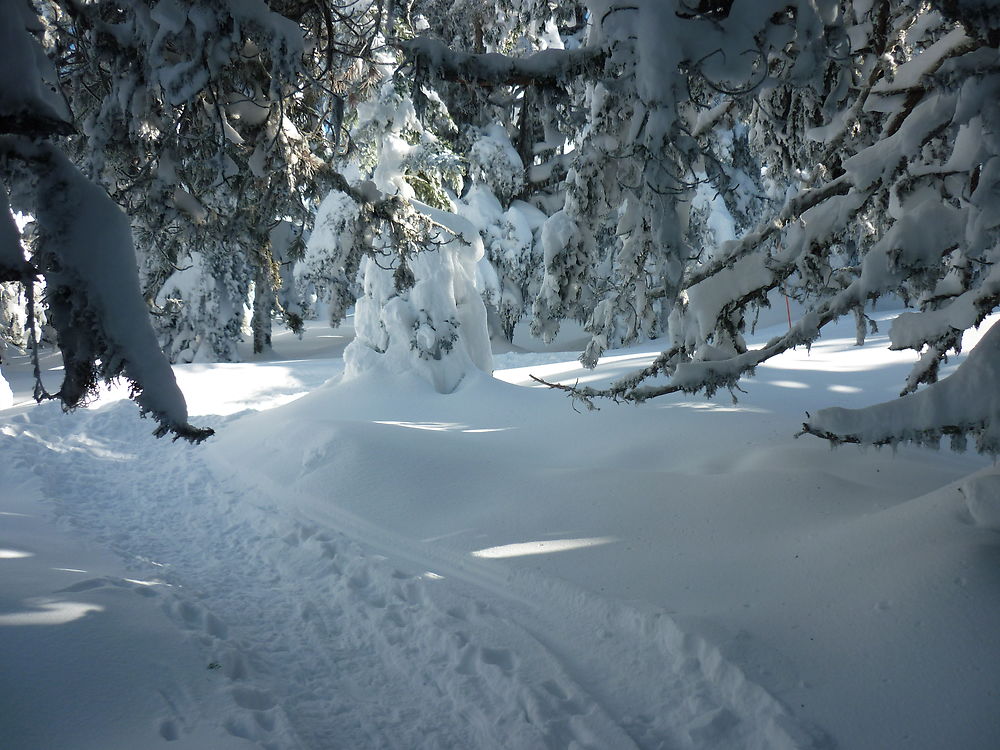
0;372;12;409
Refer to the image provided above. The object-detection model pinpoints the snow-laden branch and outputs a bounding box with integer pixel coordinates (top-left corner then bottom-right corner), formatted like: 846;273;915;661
682;176;852;289
531;10;1000;457
801;317;1000;455
399;37;606;87
1;137;212;442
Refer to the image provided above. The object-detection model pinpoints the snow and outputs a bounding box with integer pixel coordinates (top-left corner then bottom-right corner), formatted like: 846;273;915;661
0;0;73;130
960;472;1000;531
871;27;972;93
2;312;1000;749
30;144;202;438
0;374;11;409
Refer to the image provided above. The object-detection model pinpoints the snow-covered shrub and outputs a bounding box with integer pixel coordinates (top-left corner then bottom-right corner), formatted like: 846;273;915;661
154;251;246;363
344;204;493;393
468;124;525;203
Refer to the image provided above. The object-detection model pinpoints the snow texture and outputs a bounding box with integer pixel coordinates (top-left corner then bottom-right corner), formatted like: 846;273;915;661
959;471;1000;530
0;0;73;134
1;311;998;749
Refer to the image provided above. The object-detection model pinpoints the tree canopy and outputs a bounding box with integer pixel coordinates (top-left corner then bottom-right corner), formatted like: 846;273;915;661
3;0;1000;452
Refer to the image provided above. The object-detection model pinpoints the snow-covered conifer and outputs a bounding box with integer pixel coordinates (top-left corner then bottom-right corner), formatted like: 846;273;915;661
409;0;1000;453
0;0;209;439
307;33;493;390
42;0;373;359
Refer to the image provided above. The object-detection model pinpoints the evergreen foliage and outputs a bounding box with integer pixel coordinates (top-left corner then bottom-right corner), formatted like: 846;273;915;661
3;0;1000;451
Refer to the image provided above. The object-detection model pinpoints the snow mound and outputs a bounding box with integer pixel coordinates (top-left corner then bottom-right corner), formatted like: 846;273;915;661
960;472;1000;530
0;374;12;409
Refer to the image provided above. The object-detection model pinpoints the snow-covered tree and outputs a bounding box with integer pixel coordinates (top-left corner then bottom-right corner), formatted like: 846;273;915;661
1;0;209;440
303;16;495;392
41;0;380;361
406;0;1000;454
9;0;1000;455
398;0;587;340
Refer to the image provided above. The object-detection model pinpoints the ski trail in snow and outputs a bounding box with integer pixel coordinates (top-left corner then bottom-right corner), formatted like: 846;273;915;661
4;402;826;750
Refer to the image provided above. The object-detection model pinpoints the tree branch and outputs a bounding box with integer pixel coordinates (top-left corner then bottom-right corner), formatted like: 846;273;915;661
399;37;607;88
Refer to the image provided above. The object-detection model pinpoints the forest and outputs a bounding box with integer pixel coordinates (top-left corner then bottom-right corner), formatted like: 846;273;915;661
2;2;1000;749
3;0;1000;451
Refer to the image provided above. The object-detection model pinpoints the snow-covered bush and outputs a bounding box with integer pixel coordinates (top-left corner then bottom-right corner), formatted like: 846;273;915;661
295;190;363;327
345;208;493;393
467;124;525;203
154;250;246;363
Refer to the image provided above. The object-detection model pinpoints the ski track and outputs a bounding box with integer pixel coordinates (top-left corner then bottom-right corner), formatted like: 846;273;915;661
3;401;827;750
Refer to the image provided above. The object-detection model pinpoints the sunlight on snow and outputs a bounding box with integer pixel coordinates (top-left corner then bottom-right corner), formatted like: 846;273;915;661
761;339;914;373
0;599;103;626
374;420;462;431
766;380;809;389
828;384;863;394
373;420;510;433
659;401;770;414
175;363;315;416
0;548;33;559
472;537;618;559
123;578;170;587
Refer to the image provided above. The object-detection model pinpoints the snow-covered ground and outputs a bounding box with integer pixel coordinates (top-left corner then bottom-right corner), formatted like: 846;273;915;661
2;312;999;750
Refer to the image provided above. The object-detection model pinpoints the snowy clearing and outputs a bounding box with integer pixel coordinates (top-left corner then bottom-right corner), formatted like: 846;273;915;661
2;312;999;750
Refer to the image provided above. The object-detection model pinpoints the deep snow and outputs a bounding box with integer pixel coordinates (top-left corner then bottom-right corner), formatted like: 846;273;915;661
2;311;999;749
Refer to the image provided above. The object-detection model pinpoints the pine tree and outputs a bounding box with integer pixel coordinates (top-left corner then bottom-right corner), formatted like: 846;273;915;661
304;12;495;392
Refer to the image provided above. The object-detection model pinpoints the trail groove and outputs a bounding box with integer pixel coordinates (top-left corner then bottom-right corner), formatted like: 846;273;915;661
4;401;821;749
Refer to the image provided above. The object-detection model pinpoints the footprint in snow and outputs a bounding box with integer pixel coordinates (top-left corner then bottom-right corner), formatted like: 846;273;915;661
157;718;179;741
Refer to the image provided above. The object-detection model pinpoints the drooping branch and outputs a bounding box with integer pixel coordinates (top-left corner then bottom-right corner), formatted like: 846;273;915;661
682;175;852;289
2;135;213;443
800;317;1000;455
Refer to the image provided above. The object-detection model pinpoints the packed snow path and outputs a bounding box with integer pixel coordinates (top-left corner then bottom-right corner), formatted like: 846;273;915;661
3;398;820;750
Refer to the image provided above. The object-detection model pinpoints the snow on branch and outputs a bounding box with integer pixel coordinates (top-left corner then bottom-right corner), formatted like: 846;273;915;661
0;0;74;138
1;136;212;442
681;176;852;290
801;317;1000;455
399;37;606;88
526;4;1000;454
